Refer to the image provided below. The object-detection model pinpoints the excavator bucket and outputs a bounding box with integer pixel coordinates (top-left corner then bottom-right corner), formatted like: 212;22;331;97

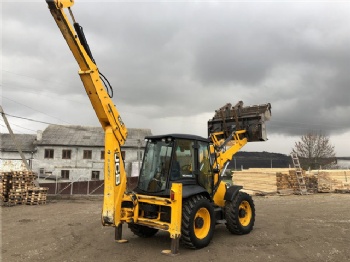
208;101;271;142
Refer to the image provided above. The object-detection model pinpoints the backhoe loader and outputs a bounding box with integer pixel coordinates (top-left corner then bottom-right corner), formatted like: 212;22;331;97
46;0;271;255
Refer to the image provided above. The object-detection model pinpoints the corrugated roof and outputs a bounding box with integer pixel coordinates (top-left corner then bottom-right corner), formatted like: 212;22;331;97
125;128;153;147
0;134;36;152
36;125;152;147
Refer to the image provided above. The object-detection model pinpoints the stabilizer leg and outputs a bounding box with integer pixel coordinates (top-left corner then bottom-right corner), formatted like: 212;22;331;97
115;224;128;243
161;236;180;256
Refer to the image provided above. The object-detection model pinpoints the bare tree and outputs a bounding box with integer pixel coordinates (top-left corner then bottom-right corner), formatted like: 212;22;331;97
291;132;336;170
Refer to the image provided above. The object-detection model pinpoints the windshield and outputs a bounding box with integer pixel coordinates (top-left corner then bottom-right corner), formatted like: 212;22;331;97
138;139;173;192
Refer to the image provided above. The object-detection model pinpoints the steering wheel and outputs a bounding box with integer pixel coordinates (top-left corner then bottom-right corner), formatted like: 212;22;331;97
181;164;191;172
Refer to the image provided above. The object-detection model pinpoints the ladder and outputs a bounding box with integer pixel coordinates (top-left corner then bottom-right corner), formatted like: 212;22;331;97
290;153;308;194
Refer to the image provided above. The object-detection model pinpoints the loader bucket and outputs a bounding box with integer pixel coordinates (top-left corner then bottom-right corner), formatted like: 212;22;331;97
208;101;271;142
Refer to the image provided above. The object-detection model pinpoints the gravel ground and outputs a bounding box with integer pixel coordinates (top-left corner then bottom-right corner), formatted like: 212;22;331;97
1;193;350;262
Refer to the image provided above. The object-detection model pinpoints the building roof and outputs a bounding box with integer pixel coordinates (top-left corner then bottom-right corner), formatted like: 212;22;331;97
0;134;36;152
35;125;152;148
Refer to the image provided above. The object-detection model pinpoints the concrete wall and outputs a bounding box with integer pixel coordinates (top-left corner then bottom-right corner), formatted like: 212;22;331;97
32;145;143;182
0;151;33;171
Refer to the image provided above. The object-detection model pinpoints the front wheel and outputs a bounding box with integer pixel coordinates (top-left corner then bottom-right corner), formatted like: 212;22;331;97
225;192;255;235
181;195;215;249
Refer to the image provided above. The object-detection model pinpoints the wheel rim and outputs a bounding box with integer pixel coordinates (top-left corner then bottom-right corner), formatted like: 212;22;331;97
194;207;211;239
238;200;252;227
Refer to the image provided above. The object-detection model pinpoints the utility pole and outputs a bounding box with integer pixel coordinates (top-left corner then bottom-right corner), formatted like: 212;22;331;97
0;105;31;171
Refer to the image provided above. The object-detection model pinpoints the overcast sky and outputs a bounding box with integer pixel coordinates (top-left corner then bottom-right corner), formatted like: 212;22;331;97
2;0;350;156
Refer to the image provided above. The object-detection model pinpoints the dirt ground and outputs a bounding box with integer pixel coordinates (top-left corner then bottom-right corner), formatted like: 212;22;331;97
1;193;350;262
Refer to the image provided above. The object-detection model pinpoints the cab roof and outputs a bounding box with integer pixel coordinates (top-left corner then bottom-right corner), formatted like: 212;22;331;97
145;133;209;143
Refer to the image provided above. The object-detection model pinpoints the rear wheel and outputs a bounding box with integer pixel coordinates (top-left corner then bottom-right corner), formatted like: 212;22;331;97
225;192;255;234
128;224;159;237
181;195;215;249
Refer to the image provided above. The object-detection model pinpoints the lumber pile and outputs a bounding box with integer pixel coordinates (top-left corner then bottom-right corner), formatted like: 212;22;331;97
232;168;349;195
232;168;318;195
308;170;350;193
304;174;318;193
232;169;280;195
0;171;48;206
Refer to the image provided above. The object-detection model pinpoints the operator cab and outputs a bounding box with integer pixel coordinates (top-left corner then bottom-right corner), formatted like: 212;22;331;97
134;134;218;197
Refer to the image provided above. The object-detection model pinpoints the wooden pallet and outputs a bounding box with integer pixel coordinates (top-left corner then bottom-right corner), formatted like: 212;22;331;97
26;187;48;205
0;171;43;206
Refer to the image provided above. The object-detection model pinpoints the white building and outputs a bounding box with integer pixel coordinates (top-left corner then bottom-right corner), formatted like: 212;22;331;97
0;133;36;171
1;125;152;182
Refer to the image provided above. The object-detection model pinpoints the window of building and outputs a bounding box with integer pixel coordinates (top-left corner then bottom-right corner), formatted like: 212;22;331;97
61;170;70;179
62;149;72;159
91;171;100;180
138;151;143;160
83;150;92;159
44;149;54;159
99;151;125;160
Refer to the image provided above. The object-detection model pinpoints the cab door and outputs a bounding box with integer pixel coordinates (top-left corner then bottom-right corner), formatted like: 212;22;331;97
197;141;214;194
170;139;196;181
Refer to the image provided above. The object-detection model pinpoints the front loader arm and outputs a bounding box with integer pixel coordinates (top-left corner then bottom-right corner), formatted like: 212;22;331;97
209;102;271;206
210;129;248;172
46;0;127;226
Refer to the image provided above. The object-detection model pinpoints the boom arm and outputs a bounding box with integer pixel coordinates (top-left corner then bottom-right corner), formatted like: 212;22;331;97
46;0;127;226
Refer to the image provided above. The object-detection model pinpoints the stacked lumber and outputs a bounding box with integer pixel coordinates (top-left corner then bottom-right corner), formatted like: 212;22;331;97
276;170;300;191
0;171;48;206
232;169;283;195
304;174;318;193
232;168;316;195
232;168;349;195
308;170;350;193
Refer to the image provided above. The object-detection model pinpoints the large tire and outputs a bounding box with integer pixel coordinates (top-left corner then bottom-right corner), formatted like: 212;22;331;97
181;195;215;249
225;192;255;235
128;224;159;238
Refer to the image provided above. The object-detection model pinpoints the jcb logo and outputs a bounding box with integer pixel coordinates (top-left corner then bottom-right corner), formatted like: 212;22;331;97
115;153;121;186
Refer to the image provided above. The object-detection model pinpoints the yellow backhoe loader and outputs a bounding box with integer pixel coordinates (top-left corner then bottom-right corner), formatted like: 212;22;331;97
46;0;271;255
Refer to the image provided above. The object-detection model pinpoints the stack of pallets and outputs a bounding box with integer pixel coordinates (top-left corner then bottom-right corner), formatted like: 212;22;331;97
0;171;48;206
26;187;48;205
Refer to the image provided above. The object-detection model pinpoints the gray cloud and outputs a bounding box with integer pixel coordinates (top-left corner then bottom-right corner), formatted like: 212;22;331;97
2;1;350;155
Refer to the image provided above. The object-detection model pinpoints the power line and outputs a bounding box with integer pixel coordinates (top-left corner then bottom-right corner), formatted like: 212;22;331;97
0;95;73;125
0;120;27;134
1;113;104;133
0;105;32;171
0;118;37;132
4;113;57;125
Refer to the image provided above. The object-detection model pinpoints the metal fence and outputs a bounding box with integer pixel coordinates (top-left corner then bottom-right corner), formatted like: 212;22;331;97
40;177;138;195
